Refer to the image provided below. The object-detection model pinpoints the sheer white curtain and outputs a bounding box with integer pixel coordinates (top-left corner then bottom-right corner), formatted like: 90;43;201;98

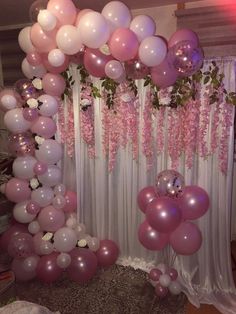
62;57;236;313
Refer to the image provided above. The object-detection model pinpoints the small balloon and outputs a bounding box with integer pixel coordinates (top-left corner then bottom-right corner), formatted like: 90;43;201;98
149;268;162;281
56;252;71;268
155;283;168;298
26;201;41;215
155;170;185;198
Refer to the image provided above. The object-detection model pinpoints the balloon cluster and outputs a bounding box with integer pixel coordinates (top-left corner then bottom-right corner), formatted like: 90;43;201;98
149;263;181;298
0;0;121;285
15;0;203;89
137;169;210;296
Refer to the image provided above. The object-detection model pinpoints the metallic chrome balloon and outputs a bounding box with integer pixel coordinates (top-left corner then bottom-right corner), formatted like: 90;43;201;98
155;169;185;198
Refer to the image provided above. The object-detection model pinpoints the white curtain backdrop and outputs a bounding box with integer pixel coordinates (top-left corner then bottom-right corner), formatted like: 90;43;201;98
62;57;236;314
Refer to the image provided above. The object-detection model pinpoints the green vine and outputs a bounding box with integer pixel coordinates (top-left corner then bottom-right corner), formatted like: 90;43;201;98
62;62;236;108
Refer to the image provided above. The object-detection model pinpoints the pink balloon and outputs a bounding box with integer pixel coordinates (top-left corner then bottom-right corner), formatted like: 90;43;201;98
42;54;70;74
31;116;57;139
108;28;139;62
168;28;199;48
167;268;178;281
38;205;65;232
146;197;182;233
8;233;34;258
170;222;202;255
11;257;37;282
47;0;77;26
26;201;41;215
36;252;63;283
5;178;31;203
137;186;157;213
179;185;210;220
42;73;66;96
30;23;57;53
149;268;162;281
138;220;169;251
96;239;119;268
33;161;48;175
84;48;113;78
151;58;178;88
26;52;43;66
67;248;98;284
23;108;39;122
62;191;77;213
75;9;93;27
155;283;168;298
0;223;28;252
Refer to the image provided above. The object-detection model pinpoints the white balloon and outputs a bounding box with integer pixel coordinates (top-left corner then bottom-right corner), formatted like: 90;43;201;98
13;156;37;180
28;220;41;234
77;12;110;49
37;165;62;187
130;15;156;42
0;93;17;111
18;27;35;53
138;36;167;67
38;9;57;31
13;201;36;223
168;281;182;295
31;186;54;207
38;94;58;117
48;49;65;67
35;139;63;165
22;58;47;79
4;108;32;134
105;60;124;80
159;274;171;287
54;227;77;253
56;25;82;55
102;1;132;32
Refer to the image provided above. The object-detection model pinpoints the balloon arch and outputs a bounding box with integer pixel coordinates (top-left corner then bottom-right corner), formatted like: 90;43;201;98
0;0;208;298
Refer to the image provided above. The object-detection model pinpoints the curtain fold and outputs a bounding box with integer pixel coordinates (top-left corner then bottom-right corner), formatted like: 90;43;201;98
62;57;236;314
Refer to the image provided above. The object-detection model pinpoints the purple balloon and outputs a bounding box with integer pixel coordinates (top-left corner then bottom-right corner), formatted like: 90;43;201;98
0;223;29;252
96;239;119;268
33;161;48;175
67;248;98;284
167;268;178;281
170;222;202;255
146;197;182;233
5;178;31;203
137;186;157;213
155;282;168;298
8;232;34;258
84;48;113;78
151;58;178;88
23;108;39;122
36;252;63;283
38;205;65;232
26;201;41;215
11;257;37;282
149;268;162;281
168;28;199;48
138;220;169;251
31;116;57;139
179;185;209;220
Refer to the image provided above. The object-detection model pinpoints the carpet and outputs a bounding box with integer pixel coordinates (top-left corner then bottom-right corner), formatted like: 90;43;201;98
11;265;187;314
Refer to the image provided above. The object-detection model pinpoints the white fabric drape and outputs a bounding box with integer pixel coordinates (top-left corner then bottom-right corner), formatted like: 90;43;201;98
63;57;236;314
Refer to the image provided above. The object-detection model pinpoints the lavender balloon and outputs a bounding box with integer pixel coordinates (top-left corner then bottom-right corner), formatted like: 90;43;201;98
137;186;157;213
138;220;169;251
155;169;185;199
146;197;182;233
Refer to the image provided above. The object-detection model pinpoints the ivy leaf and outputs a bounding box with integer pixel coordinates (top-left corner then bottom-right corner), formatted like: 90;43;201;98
204;76;210;84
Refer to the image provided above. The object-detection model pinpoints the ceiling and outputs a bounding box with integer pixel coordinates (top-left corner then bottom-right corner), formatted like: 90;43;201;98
0;0;202;27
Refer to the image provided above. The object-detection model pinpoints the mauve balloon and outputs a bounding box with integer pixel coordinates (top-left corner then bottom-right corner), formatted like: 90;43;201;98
11;257;37;282
67;248;98;284
5;178;31;203
36;252;62;283
38;205;65;232
167;268;178;281
155;283;168;298
138;220;169;251
170;222;202;255
84;48;113;78
146;197;182;233
137;186;157;213
96;239;119;268
8;232;34;258
0;223;28;252
149;268;162;281
151;58;178;89
31;116;57;139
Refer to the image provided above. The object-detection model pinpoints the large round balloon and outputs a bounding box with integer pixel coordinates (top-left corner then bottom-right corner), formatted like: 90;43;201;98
37;9;57;32
179;185;209;220
168;28;199;48
31;116;57;139
109;28;139;62
21;58;47;79
56;25;82;55
130;15;156;42
30;23;57;53
47;0;77;26
84;48;113;78
151;58;178;88
137;186;157;213
138;36;167;67
8;233;34;258
37;165;62;187
4;108;32;134
42;73;66;96
96;239;119;267
18;27;35;54
38;94;59;117
35;139;62;165
155;169;185;198
13;201;36;223
53;227;77;253
102;1;132;32
146;197;182;233
11;257;37;282
138;220;169;251
5;178;31;203
36;252;63;283
170;222;202;255
67;248;98;284
38;205;65;232
12;155;37;180
31;186;54;207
